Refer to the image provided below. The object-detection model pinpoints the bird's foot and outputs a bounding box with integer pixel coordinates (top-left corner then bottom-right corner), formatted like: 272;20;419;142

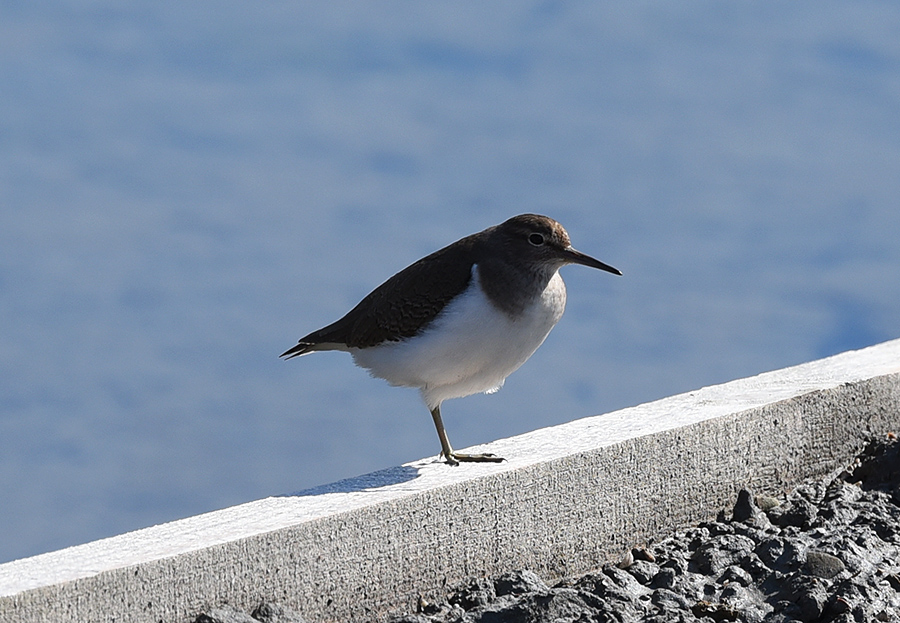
442;451;505;466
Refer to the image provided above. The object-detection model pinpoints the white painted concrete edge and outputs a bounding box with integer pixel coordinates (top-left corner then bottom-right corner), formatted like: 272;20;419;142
1;338;899;622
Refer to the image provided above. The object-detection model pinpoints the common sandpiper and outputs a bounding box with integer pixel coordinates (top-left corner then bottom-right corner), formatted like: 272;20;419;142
281;214;621;465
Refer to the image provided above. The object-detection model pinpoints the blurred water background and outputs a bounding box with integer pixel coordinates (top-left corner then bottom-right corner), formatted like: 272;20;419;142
1;2;898;563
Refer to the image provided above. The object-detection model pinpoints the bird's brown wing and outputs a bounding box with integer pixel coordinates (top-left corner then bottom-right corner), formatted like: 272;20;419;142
282;235;477;357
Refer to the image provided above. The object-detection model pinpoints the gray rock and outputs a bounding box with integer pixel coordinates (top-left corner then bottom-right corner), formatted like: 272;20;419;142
785;575;829;619
494;570;548;597
804;550;846;579
195;606;258;623
755;536;804;571
251;602;307;623
718;565;752;587
574;564;649;606
450;577;496;611
768;497;818;529
740;552;770;578
649;587;693;613
649;566;677;590
632;547;656;562
627;559;660;585
755;495;782;512
466;588;596;623
732;488;760;522
691;534;755;574
616;548;634;569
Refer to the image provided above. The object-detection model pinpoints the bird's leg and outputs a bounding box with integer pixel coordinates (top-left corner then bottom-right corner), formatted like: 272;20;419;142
429;405;504;465
429;405;459;465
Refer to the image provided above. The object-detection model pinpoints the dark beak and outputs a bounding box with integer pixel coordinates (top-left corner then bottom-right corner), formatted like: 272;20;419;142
561;246;622;275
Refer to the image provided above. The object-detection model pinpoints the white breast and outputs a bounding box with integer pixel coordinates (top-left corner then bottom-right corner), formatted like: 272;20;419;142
350;265;567;409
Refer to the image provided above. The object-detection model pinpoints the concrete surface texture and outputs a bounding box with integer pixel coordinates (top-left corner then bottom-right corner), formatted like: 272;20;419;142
1;339;899;623
377;437;900;623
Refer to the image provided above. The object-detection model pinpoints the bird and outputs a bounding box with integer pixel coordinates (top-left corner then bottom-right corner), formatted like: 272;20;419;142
281;214;621;465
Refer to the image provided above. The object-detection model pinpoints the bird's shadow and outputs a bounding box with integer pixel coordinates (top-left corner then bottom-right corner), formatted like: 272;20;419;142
282;464;421;496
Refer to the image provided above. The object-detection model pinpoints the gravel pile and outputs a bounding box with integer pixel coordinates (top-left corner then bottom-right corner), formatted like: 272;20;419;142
197;435;900;623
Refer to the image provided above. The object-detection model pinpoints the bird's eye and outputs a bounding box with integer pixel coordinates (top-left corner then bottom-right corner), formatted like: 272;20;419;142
528;233;545;246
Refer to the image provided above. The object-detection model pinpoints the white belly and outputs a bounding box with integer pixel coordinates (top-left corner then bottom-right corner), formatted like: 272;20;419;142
350;265;567;409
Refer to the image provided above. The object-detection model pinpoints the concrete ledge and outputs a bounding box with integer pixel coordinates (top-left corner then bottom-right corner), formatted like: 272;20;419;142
2;339;899;622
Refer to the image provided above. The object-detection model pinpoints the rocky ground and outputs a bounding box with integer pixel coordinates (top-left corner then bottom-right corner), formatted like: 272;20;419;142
197;434;900;623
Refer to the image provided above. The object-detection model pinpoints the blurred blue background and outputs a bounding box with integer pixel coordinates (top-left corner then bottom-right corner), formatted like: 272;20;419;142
1;2;898;564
